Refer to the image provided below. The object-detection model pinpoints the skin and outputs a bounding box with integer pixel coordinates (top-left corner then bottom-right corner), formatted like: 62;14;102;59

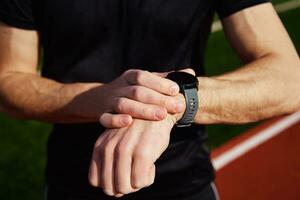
89;116;175;197
0;24;185;125
195;3;300;124
89;3;300;197
0;2;299;198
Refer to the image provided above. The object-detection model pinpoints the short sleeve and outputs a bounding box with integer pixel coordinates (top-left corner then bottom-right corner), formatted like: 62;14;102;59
215;0;271;19
0;0;36;30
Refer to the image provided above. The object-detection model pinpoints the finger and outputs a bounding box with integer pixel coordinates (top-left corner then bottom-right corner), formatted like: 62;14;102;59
178;68;196;75
131;150;154;189
99;113;133;128
148;164;156;186
88;132;109;188
114;141;135;194
121;86;185;114
124;69;180;96
101;136;119;196
152;71;170;78
153;68;196;77
114;193;125;198
88;156;100;187
114;97;168;121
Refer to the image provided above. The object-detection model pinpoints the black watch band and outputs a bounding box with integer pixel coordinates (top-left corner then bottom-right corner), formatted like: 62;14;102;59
166;71;199;127
176;87;199;127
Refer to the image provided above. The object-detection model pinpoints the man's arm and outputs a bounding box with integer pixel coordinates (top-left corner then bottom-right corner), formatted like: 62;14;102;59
88;3;300;197
0;22;184;125
192;3;300;124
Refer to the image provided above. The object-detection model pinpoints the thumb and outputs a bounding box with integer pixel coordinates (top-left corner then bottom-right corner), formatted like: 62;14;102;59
178;68;196;76
99;113;133;128
152;71;169;78
153;68;196;78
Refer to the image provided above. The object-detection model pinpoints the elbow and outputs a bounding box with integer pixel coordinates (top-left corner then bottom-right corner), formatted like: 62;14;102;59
285;94;300;114
0;75;28;119
290;80;300;114
290;57;300;113
286;95;300;115
0;91;29;120
282;57;300;114
0;93;16;118
266;52;300;115
0;86;17;118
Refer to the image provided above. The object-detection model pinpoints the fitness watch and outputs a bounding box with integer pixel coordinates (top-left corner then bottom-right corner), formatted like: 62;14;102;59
167;71;199;127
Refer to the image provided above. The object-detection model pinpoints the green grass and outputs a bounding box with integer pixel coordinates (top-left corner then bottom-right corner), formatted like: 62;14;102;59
0;2;299;200
0;113;51;200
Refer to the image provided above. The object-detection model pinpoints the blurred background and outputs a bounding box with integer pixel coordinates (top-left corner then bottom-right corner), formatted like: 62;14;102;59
0;0;299;199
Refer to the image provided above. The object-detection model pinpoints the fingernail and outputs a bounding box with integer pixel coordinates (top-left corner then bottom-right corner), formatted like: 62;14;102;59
155;109;166;119
175;101;185;112
170;85;179;95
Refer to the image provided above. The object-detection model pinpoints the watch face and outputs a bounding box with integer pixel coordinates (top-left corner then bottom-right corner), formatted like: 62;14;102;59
167;72;198;89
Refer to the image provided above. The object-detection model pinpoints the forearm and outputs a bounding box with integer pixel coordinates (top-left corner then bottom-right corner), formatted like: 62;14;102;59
0;72;105;123
195;54;300;124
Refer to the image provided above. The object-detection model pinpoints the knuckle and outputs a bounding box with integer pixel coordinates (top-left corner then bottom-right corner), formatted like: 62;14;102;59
147;170;155;187
149;176;155;186
141;106;150;118
88;175;98;187
134;149;152;161
143;179;153;188
115;98;126;112
123;69;134;77
134;70;145;85
132;165;155;189
103;188;114;196
131;177;148;189
131;86;142;100
115;194;124;198
117;186;132;195
159;96;168;107
131;181;141;189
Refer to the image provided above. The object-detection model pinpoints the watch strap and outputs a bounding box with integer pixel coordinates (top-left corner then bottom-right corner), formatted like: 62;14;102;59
177;88;199;127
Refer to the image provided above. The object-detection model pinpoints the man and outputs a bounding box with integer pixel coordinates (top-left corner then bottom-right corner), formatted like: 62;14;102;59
0;0;299;199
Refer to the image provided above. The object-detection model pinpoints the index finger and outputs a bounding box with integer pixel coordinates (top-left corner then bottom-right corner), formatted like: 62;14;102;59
124;70;179;96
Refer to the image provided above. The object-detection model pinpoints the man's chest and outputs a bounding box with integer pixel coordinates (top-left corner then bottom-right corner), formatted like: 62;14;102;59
35;0;213;36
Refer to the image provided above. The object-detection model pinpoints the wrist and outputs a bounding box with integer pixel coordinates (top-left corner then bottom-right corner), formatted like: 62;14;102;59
61;82;107;121
166;72;199;126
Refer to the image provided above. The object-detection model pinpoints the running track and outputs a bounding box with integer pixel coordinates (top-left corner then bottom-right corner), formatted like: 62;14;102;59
211;111;300;200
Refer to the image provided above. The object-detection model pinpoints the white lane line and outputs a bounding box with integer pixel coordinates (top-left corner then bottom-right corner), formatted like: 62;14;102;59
212;111;300;171
212;0;300;32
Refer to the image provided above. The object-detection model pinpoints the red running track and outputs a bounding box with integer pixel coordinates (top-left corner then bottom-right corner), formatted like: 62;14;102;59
211;112;300;200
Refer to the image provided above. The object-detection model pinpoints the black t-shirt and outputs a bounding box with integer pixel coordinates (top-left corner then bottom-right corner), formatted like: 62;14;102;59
0;0;269;199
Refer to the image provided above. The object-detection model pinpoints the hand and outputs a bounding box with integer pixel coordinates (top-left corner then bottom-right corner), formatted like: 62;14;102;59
88;115;176;197
99;69;185;128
